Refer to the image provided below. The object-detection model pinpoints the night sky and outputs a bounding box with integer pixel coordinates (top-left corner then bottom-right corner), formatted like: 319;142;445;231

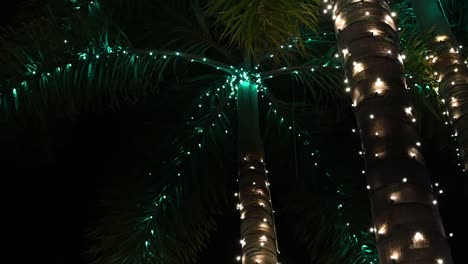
2;2;467;264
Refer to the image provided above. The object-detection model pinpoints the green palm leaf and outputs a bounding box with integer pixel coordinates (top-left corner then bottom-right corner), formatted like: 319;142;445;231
206;0;321;64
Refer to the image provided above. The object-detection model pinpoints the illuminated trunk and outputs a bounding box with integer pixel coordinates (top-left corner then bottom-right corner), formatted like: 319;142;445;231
332;0;452;263
411;0;468;171
237;79;279;264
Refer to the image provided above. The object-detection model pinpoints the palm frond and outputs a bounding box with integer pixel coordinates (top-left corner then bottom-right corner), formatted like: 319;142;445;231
391;1;446;122
0;42;235;118
438;0;468;38
206;0;322;64
98;0;237;63
261;105;378;263
89;81;238;264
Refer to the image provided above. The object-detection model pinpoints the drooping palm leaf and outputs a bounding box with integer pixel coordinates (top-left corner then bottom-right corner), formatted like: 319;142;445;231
89;80;238;264
261;101;378;263
206;0;322;64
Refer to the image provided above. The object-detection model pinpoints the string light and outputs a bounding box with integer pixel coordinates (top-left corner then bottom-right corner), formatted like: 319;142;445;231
413;232;424;242
6;3;457;264
378;224;387;235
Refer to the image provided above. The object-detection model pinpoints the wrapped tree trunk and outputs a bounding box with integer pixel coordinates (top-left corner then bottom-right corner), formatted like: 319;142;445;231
411;0;468;171
332;0;453;263
237;79;278;264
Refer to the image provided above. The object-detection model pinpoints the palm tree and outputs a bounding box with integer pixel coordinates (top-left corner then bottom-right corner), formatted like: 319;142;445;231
331;0;452;263
0;0;462;263
1;1;363;263
410;0;468;172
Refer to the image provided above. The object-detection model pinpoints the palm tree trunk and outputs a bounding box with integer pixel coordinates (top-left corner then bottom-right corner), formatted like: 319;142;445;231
411;0;468;172
237;79;279;264
332;0;453;263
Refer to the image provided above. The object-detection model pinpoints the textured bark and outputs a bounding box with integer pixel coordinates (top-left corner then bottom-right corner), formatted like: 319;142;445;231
333;0;452;263
237;80;278;264
411;0;468;171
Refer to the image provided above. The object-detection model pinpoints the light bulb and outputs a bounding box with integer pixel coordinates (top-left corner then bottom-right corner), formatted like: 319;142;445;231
375;78;382;87
378;225;387;235
413;232;425;242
